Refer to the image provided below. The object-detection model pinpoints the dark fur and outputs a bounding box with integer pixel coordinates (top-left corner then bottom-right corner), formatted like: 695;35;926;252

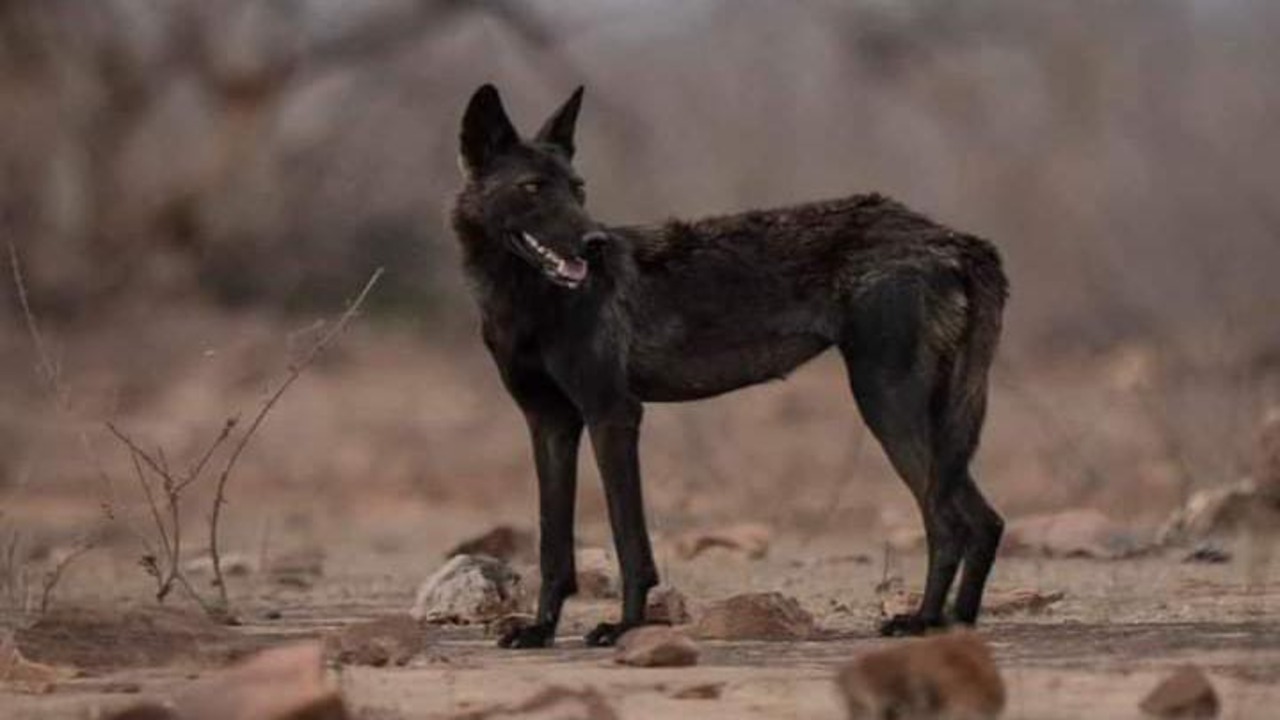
450;85;1009;648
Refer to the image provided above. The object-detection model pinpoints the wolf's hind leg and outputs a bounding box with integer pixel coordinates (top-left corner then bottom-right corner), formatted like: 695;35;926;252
840;281;968;636
950;475;1003;624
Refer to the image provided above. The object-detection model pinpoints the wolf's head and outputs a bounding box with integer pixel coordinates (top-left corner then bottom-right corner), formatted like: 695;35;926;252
453;84;607;290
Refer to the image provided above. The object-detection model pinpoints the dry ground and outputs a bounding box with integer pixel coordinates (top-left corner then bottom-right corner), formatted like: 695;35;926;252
2;499;1279;719
2;310;1279;718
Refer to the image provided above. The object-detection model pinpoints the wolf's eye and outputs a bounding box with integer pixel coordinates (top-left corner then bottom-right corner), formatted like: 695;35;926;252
571;180;586;201
519;181;543;195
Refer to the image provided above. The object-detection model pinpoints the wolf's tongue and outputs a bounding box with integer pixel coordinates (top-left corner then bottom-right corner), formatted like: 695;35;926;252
560;258;588;282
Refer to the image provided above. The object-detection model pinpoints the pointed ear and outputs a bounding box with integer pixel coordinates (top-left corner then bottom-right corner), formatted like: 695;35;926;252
534;86;584;160
460;84;519;177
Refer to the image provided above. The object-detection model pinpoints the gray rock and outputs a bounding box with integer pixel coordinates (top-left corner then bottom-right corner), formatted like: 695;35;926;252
410;554;524;624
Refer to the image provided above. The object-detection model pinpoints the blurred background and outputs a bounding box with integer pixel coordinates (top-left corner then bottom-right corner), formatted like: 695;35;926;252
2;0;1279;568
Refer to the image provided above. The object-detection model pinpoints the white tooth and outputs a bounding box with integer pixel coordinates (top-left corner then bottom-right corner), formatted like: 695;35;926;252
523;232;575;269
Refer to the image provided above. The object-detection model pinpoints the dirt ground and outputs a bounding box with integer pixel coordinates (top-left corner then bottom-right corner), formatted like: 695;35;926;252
2;502;1279;720
2;313;1279;719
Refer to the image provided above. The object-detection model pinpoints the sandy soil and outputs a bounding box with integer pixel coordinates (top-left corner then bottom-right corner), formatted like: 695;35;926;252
2;508;1278;719
2;316;1278;719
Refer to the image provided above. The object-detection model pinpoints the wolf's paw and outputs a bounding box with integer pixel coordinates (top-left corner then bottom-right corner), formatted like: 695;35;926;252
498;621;556;649
584;621;637;647
878;613;947;637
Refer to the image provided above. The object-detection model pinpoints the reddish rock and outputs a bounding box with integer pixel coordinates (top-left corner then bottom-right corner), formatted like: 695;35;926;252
836;631;1005;720
109;642;348;720
614;626;699;667
324;614;427;667
1003;509;1149;559
446;525;535;564
674;523;771;560
646;586;691;625
576;547;620;599
1139;666;1219;718
693;592;817;641
183;642;346;720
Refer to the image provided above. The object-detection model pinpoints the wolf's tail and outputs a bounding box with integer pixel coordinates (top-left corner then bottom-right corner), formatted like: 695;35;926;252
935;237;1008;474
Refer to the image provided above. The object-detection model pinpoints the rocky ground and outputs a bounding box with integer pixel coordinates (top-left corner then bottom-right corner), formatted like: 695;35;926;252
2;318;1278;718
1;500;1278;719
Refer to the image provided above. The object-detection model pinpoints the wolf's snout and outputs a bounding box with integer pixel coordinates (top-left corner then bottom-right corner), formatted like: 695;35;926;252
582;230;611;247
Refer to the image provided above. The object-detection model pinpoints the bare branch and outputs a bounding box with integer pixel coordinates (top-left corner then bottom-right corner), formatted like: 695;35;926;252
7;243;118;614
208;268;383;611
38;537;96;615
128;449;172;559
124;445;175;600
7;242;61;398
9;249;121;526
1;528;29;611
178;416;239;493
106;422;177;490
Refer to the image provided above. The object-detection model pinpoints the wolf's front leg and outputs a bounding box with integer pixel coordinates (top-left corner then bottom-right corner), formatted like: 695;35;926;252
500;401;583;649
583;399;658;647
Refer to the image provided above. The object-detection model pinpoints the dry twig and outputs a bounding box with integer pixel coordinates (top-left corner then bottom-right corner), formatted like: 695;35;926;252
207;268;383;611
38;537;95;614
9;242;382;619
99;268;383;620
5;242;103;614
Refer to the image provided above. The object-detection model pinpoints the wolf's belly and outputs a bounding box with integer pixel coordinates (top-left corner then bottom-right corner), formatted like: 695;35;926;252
627;332;832;402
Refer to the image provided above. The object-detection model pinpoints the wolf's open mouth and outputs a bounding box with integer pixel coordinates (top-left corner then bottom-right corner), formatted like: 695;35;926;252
518;231;588;288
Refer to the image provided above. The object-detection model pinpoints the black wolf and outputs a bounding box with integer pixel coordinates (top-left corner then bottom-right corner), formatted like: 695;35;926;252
450;84;1008;648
